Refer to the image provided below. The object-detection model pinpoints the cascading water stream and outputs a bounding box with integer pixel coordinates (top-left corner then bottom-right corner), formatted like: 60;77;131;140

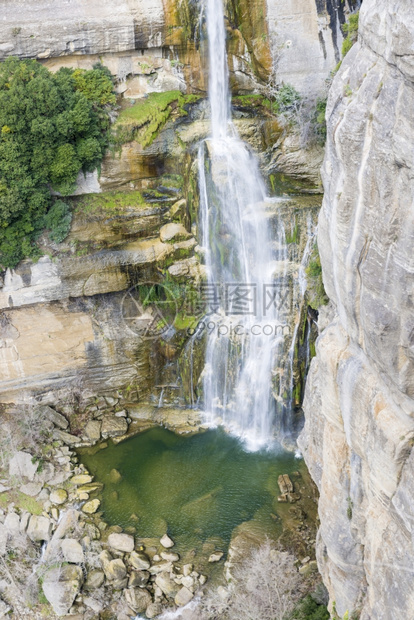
199;0;288;450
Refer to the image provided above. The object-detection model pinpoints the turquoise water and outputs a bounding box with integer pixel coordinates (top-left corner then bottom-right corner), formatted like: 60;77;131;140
80;427;302;554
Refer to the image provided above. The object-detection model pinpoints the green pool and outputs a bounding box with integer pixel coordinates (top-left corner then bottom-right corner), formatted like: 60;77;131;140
79;427;307;557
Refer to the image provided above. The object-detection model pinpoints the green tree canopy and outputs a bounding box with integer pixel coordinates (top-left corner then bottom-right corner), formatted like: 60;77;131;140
0;57;115;268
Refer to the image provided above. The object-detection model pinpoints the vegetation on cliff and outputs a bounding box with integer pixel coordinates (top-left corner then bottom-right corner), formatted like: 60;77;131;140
0;57;115;268
112;91;200;150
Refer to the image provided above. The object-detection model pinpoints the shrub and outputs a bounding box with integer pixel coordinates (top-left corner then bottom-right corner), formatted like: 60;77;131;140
342;11;359;57
0;57;115;268
290;595;330;620
42;200;72;243
273;83;302;114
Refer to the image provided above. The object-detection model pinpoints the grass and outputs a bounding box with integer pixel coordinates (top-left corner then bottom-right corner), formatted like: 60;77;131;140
112;91;200;149
0;489;43;515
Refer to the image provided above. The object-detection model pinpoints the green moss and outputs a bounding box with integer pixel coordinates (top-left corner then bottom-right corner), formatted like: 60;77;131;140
306;244;329;310
73;189;146;216
232;94;271;110
112;91;201;149
285;223;299;244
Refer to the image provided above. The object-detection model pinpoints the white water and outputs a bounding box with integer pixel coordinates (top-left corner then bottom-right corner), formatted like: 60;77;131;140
199;0;288;450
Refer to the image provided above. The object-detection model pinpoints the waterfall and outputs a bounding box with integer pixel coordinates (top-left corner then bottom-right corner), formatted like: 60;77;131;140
199;0;288;450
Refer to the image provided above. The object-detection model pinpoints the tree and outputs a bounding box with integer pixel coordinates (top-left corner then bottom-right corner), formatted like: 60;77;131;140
0;58;115;268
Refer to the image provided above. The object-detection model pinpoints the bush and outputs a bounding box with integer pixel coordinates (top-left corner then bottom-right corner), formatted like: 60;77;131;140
342;11;359;57
290;595;330;620
313;96;327;145
0;57;115;268
42;200;72;243
273;83;302;114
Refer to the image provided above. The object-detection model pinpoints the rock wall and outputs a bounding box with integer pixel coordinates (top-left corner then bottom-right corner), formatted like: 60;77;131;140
299;1;414;618
0;0;339;97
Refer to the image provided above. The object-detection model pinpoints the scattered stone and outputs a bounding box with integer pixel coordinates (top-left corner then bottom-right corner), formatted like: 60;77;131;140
27;515;52;542
78;492;89;501
77;483;103;493
149;561;173;575
146;601;164;618
50;489;68;505
37;406;69;430
183;563;193;576
161;551;180;562
153;554;161;562
70;474;93;485
84;420;102;442
124;587;152;613
301;556;310;564
208;551;224;563
61;539;84;564
101;416;128;439
35;462;56;483
51;508;59;521
114;410;127;417
108;532;134;553
278;474;294;495
109;468;122;483
4;512;20;534
128;570;150;587
129;550;151;570
182;575;194;589
85;570;105;590
160;534;174;548
83;596;104;613
175;586;194;607
82;499;100;514
19;512;31;532
0;484;10;493
299;560;318;575
42;564;83;616
20;482;43;497
155;572;179;598
103;558;127;582
199;574;207;585
54;431;80;446
9;451;38;481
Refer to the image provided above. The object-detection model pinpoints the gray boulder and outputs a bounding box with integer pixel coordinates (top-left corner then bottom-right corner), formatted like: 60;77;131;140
42;564;83;616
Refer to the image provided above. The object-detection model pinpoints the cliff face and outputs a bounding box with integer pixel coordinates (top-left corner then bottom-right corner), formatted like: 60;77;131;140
299;1;414;618
0;0;340;97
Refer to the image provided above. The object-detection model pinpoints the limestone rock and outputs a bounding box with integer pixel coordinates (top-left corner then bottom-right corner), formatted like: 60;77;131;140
70;474;93;485
208;551;223;563
124;587;152;613
109;468;122;483
159;223;191;243
61;539;84;564
37;405;69;430
9;451;38;481
175;586;194;607
20;482;43;497
85;569;105;590
84;420;102;441
50;489;68;505
101;415;128;439
160;550;180;562
155;572;179;598
160;534;174;548
82;499;100;514
42;564;83;616
27;515;52;542
54;431;79;446
129;550;151;570
128;570;150;587
146;601;164;618
103;558;127;582
108;532;134;553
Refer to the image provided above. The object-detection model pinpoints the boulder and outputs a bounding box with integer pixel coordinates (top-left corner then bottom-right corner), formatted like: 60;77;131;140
146;601;164;618
54;430;80;446
84;569;105;590
42;564;83;616
160;551;180;562
208;551;224;563
160;534;174;548
9;451;38;481
83;596;104;613
103;558;127;582
124;587;152;614
155;572;179;598
129;570;150;587
27;515;52;542
84;420;102;441
4;512;20;535
37;406;69;430
101;416;128;439
70;474;93;485
20;482;43;497
129;550;151;570
277;474;294;495
50;489;68;505
61;539;84;564
160;222;191;243
175;586;194;607
108;532;134;553
82;499;100;514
